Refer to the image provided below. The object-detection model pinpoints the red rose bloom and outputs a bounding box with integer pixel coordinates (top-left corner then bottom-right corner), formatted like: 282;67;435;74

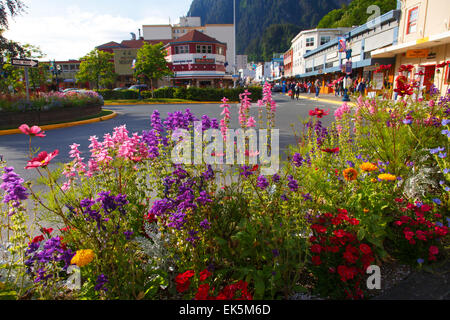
429;246;439;255
359;244;372;255
311;244;322;254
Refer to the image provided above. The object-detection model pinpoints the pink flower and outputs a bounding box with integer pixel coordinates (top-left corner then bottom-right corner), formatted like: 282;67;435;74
19;124;46;137
246;116;256;128
25;150;59;169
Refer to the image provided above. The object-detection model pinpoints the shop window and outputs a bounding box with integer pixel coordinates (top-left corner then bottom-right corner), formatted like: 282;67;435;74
407;7;419;35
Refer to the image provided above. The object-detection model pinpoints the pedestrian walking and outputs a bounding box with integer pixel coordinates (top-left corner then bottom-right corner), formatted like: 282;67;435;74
307;81;312;94
295;83;300;100
357;79;366;97
314;79;321;98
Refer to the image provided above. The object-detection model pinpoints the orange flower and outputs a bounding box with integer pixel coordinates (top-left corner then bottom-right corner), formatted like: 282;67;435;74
360;162;378;172
343;168;358;181
378;173;397;181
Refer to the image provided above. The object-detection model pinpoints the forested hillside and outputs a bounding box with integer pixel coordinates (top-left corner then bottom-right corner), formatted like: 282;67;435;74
187;0;351;61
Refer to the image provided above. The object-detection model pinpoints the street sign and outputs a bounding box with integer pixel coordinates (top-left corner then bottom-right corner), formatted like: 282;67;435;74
11;58;39;68
345;61;353;75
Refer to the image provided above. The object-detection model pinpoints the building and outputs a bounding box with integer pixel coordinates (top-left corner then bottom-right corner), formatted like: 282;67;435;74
283;49;293;78
97;39;172;88
271;53;284;81
291;28;352;77
298;9;401;94
255;62;272;83
143;17;235;74
163;30;231;88
372;0;450;94
236;55;248;71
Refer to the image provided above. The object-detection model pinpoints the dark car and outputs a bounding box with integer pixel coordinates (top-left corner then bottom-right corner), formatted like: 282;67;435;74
128;84;148;91
272;84;282;92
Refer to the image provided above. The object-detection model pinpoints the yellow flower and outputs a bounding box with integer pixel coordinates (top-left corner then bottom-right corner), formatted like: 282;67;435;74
371;178;377;183
71;249;95;267
363;209;370;214
360;162;378;172
343;168;358;181
378;173;397;181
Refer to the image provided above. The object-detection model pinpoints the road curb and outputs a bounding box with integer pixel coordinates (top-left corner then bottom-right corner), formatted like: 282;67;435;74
0;110;117;136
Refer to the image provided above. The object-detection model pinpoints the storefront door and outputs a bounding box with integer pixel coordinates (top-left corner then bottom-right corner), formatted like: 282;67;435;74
423;65;436;93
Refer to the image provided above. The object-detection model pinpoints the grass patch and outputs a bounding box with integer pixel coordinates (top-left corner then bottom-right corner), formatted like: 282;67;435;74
0;109;114;131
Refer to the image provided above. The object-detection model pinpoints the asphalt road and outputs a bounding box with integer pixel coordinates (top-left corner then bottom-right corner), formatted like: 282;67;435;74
0;93;339;183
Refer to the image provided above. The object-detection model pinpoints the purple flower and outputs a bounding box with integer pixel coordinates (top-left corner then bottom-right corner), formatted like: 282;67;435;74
272;174;280;183
202;165;215;181
281;194;289;201
200;219;211;230
302;193;312;201
201;115;211;131
417;258;424;264
94;274;109;292
256;175;269;190
1;167;29;207
346;161;355;168
272;249;280;258
210;118;219;129
432;198;442;205
196;191;212;205
186;229;200;245
292;153;304;167
287;175;299;192
240;165;253;178
124;230;134;240
151;110;164;132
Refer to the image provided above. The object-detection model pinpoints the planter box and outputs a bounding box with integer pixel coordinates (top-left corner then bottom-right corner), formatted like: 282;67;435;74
0;105;102;129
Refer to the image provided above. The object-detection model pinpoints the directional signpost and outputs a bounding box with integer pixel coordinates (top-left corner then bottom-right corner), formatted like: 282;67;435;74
11;58;39;102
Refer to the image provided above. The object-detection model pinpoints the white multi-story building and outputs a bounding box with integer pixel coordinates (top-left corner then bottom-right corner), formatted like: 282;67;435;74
291;28;352;76
143;17;235;74
255;62;272;82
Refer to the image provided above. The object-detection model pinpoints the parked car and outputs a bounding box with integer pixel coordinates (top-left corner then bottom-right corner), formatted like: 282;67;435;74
63;88;78;93
113;87;128;91
128;84;148;91
272;84;282;92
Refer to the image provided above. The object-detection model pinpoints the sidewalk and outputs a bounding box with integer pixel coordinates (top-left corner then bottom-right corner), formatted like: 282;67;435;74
286;92;356;106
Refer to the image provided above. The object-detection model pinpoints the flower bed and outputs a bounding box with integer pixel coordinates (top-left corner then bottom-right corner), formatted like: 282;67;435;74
0;91;104;129
0;71;448;300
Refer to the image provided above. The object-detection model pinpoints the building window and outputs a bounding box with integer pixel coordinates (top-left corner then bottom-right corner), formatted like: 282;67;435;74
306;37;315;47
196;45;212;54
174;45;189;54
217;46;224;55
407;7;419;34
320;36;331;45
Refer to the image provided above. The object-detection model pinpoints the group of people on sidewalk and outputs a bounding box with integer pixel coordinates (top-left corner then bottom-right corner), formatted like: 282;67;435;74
285;77;369;100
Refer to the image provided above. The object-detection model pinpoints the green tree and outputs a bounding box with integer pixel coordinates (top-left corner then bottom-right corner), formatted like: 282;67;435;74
318;0;397;28
0;0;25;57
134;42;172;96
76;49;117;90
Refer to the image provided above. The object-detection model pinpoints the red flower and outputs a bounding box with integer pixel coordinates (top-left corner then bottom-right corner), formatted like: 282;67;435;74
348;218;360;226
309;108;330;118
343;251;358;264
429;246;439;255
195;284;210;300
404;230;414;240
337;265;357;282
175;270;195;293
312;255;322;266
41;227;53;235
321;147;340;154
359;244;372;255
32;235;44;243
251;165;259;172
311;244;322;254
311;224;327;234
199;269;212;282
334;229;346;238
19;124;46;138
25;150;59;169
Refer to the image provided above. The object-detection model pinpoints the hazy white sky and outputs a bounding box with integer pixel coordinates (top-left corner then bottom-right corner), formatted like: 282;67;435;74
4;0;193;61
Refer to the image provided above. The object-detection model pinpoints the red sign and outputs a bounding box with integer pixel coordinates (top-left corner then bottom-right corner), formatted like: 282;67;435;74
195;58;215;64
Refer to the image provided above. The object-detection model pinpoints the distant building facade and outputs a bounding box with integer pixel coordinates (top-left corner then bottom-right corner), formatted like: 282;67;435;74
290;28;352;77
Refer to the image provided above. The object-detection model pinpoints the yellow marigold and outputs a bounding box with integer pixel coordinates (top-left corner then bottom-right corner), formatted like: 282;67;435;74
71;249;95;267
343;168;358;181
378;173;397;181
371;178;377;183
360;162;378;172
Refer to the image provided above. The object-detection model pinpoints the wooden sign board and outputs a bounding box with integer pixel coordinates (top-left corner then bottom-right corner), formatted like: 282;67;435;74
406;49;429;58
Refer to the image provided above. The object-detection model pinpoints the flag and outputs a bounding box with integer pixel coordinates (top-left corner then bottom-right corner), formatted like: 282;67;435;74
131;59;136;70
338;37;346;53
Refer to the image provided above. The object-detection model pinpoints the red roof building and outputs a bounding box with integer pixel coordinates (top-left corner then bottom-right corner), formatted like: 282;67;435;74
163;30;230;87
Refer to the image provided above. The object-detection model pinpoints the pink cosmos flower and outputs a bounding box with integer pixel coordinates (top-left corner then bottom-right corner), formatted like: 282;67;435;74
19;124;46;137
25;150;59;169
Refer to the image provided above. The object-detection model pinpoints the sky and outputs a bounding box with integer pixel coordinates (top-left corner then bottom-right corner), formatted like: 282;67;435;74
4;0;193;61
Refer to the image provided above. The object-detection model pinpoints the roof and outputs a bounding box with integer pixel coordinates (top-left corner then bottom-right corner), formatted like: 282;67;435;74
119;39;172;49
96;41;122;48
166;30;225;46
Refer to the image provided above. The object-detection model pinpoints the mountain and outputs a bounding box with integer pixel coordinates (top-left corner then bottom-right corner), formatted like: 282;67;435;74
318;0;397;28
187;0;352;61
